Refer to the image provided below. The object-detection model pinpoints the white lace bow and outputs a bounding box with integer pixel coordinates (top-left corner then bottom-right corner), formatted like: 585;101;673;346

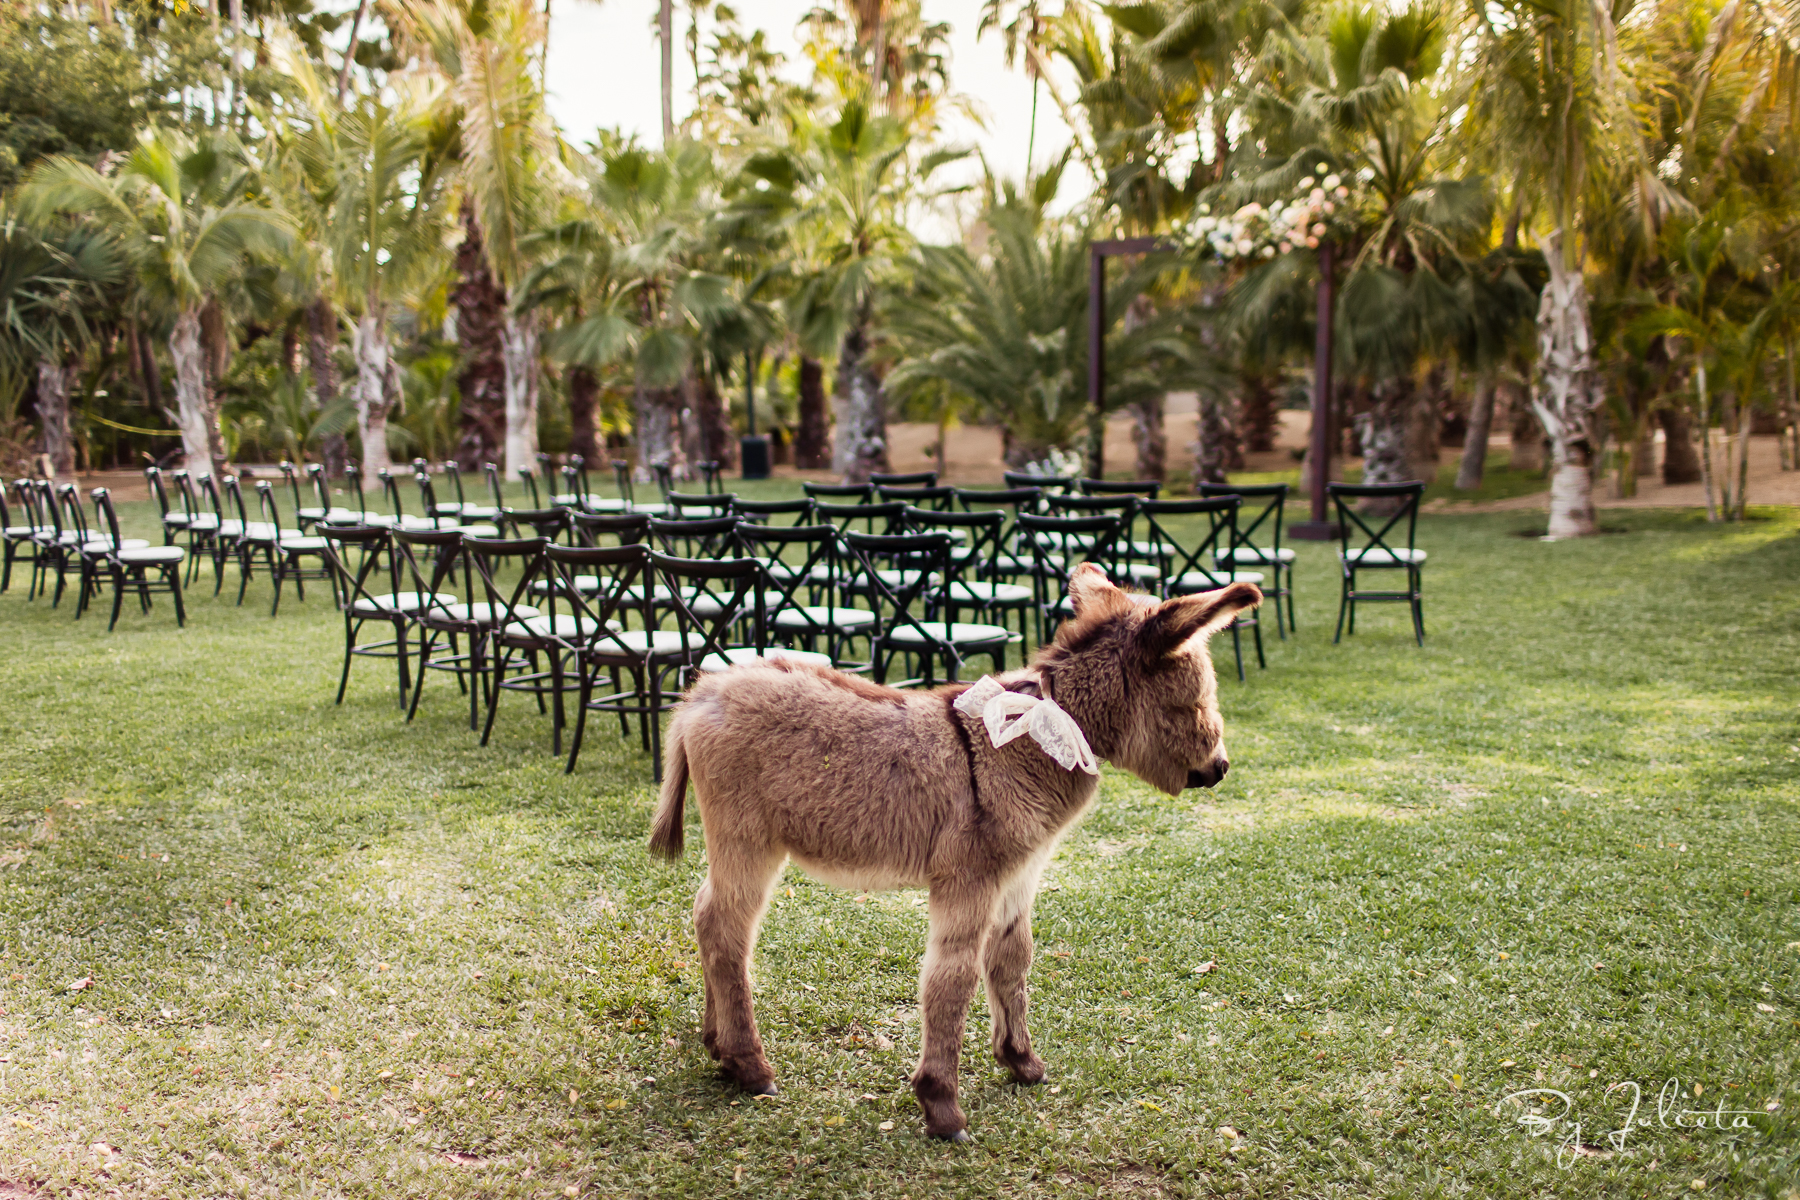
952;676;1099;775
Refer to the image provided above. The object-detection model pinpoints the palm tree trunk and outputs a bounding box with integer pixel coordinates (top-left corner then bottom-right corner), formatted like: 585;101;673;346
659;0;674;143
795;356;830;469
1239;369;1279;453
1532;236;1600;538
1455;371;1497;490
336;0;370;103
1695;363;1718;521
306;295;347;474
1192;389;1236;485
1732;388;1752;519
567;364;599;461
452;198;507;469
632;383;684;476
834;315;889;484
1357;375;1417;498
690;370;737;469
36;358;77;478
351;307;395;476
1128;395;1165;482
501;310;540;476
169;307;216;474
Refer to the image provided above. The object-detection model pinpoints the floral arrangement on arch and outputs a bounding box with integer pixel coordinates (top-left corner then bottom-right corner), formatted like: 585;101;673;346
1187;162;1367;263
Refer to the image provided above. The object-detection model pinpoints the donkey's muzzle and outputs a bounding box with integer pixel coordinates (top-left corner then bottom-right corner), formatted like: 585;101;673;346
1186;760;1228;790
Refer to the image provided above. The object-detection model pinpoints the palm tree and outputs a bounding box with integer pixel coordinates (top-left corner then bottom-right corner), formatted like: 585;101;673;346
403;0;561;476
0;208;120;476
24;128;288;476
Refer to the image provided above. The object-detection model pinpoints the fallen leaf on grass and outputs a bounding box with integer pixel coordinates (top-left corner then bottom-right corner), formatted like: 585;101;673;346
1192;961;1215;976
878;1121;895;1132
1216;1125;1239;1140
800;983;817;993
568;1090;580;1104
66;977;91;993
822;1115;844;1126
1757;1004;1776;1013
605;1098;626;1110
441;1151;487;1168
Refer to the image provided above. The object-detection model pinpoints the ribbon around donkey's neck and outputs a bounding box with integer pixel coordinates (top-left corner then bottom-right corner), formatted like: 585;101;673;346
952;676;1100;776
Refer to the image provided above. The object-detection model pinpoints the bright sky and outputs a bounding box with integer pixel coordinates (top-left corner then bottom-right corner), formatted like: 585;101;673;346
542;0;1087;223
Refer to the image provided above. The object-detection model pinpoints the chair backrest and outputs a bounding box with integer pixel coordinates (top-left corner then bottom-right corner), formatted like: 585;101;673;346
279;461;305;516
319;524;398;609
733;497;816;527
647;514;738;560
667;491;736;520
696;461;723;494
515;467;542;509
954;486;1043;516
902;505;1004;584
508;506;572;542
461;534;552;633
839;530;955;660
91;487;125;552
306;464;332;515
559;458;587;505
255;480;292;540
443;460;469;504
570;510;649;547
652;462;676;501
803;481;874;505
342;462;372;515
652;549;764;670
813;499;905;538
1328;481;1423;560
483;462;506;510
1014;512;1124;614
414;471;444;519
58;484;92;544
1002;470;1074;495
0;480;11;532
145;466;173;518
1199;481;1287;556
1135;496;1242;597
34;480;63;540
1045;493;1139;569
378;469;407;519
869;470;938;488
876;484;955;511
391;526;470;625
542;542;652;650
172;470;199;520
221;475;251;528
1079;477;1161;499
610;459;636;507
197;474;226;523
733;521;836;619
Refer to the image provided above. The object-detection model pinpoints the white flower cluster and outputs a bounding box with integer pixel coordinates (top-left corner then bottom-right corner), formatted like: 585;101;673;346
1188;163;1357;262
1022;447;1086;479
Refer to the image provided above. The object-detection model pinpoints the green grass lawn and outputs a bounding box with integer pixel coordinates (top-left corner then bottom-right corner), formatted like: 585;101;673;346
1;491;1796;1199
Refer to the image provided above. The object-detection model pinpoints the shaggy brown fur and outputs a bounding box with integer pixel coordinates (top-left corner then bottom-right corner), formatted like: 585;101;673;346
649;566;1261;1139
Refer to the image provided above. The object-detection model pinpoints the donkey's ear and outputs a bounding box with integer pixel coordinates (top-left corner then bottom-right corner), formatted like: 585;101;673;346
1067;563;1131;620
1139;582;1263;658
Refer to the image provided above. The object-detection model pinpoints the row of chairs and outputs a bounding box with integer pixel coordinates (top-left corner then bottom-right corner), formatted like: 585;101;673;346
2;480;186;628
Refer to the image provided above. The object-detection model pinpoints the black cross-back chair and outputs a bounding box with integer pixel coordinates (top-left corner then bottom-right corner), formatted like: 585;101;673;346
903;505;1034;653
64;483;146;617
441;461;500;522
277;462;323;532
1045;493;1155;587
1328;481;1427;646
90;488;185;629
609;459;664;515
841;530;1010;687
869;470;938;488
1003;469;1074;495
1078;478;1161;499
740;521;869;669
1200;481;1295;637
505;504;571;544
1137;496;1263;681
463;534;591;754
392;527;499;730
647;514;738;561
1014;512;1123;646
876;483;956;512
340;462;395;528
27;480;76;606
696;461;724;493
803;481;873;505
666;491;736;521
253;481;333;615
171;472;217;586
546;542;655;763
305;464;339;526
571;510;650;549
412;472;499;537
1;481;41;594
561;454;629;512
319;525;434;705
513;465;543;509
734;497;816;527
481;462;509;516
145;466;188;545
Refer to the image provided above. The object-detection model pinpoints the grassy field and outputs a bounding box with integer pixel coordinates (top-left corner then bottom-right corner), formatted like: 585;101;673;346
0;488;1796;1199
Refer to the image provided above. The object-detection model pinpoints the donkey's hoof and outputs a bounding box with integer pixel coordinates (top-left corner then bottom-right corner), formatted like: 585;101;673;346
1001;1050;1046;1085
748;1080;779;1097
931;1127;973;1144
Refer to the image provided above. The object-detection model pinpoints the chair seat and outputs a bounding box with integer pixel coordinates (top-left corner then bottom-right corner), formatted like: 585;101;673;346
456;523;501;538
1129;539;1170;557
83;537;150;555
1174;570;1265;592
351;590;457;615
1219;545;1296;566
118;546;185;565
186;514;221;531
689;593;749;619
772;605;877;631
399;515;459;530
699;646;833;673
1116;562;1161;583
887;621;1015;647
279;536;330;551
457;505;502;520
1342;547;1426;566
947;580;1033;604
438;601;539;623
297;507;327;521
505;613;608;639
629;503;669;517
161;514;193;527
606;628;707;655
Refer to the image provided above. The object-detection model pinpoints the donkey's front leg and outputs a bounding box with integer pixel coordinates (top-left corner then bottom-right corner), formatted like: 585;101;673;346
982;870;1045;1085
913;883;995;1141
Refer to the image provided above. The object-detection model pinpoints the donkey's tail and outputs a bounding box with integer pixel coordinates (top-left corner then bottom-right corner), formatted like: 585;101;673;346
649;722;690;860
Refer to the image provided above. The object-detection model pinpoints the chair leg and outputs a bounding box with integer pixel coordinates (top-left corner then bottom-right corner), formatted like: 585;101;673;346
1411;567;1425;646
107;566;126;631
1251;612;1265;670
336;620;357;704
1286;565;1297;635
168;564;186;628
395;619;412;707
480;647;506;746
649;666;665;784
550;650;565;756
408;632;434;723
1229;621;1246;683
1333;572;1349;644
566;665;593;775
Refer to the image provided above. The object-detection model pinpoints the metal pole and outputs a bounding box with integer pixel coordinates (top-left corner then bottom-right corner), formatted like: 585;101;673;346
744;349;756;437
1292;241;1339;539
1087;245;1106;479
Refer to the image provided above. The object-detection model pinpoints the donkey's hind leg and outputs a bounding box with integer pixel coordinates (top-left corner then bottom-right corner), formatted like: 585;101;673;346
694;845;786;1095
982;868;1046;1085
913;880;998;1141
